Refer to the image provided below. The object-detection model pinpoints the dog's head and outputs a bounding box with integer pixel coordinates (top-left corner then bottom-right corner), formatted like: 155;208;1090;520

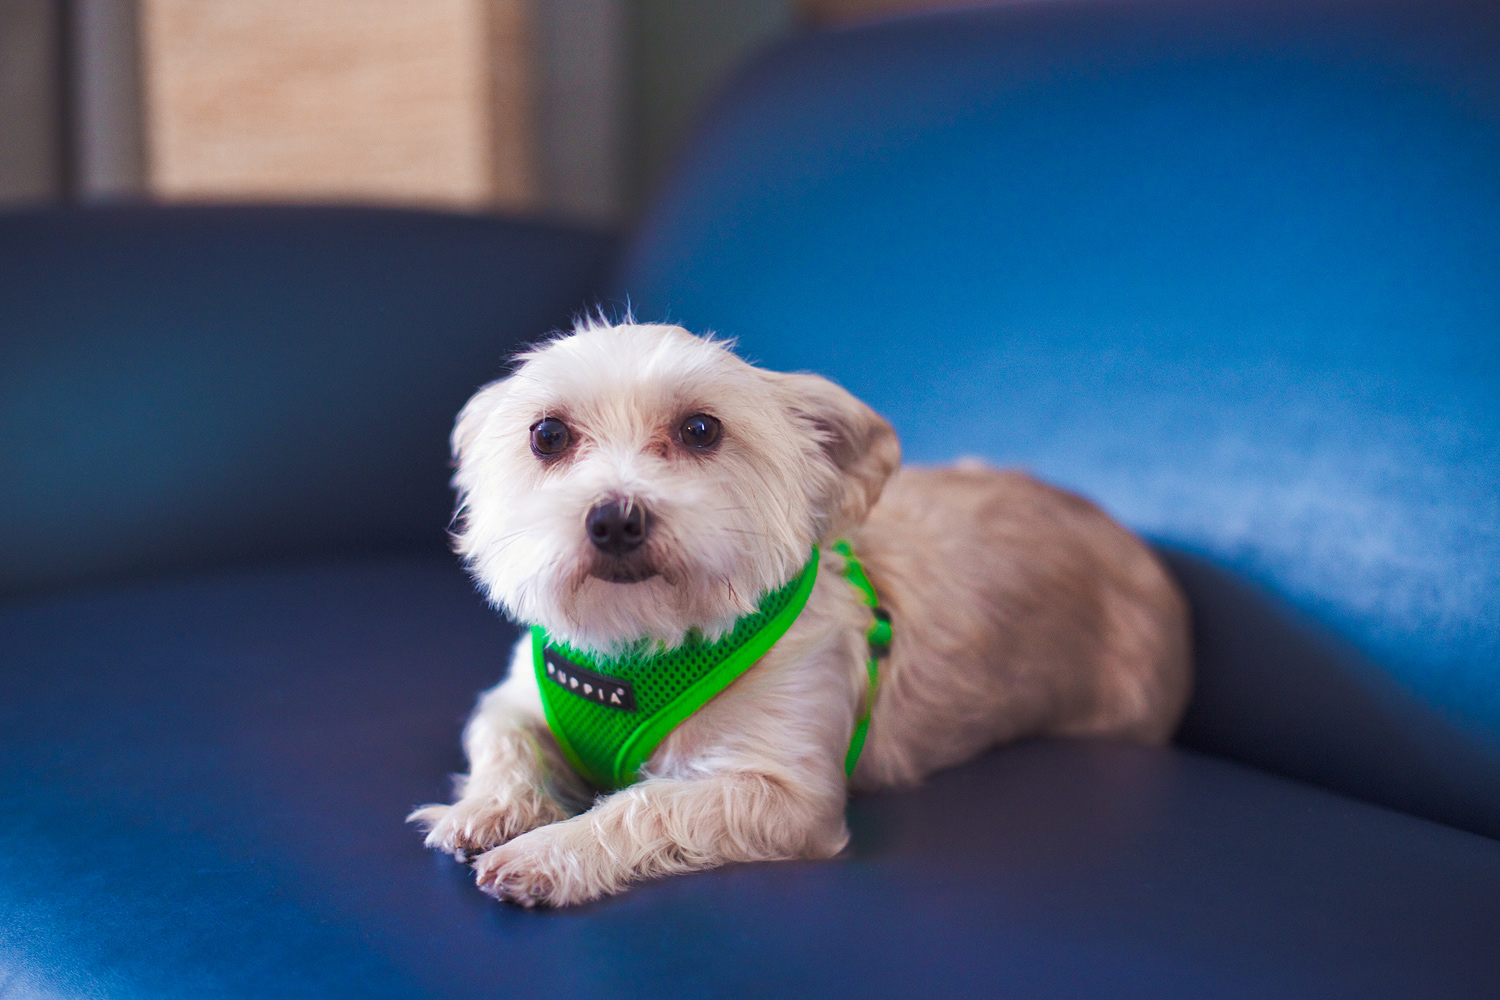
451;322;900;653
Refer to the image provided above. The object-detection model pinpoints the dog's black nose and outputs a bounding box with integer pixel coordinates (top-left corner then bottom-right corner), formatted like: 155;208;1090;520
586;500;648;556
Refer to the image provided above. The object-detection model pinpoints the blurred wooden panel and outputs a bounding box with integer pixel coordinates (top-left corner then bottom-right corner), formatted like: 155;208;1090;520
487;0;534;207
139;0;535;209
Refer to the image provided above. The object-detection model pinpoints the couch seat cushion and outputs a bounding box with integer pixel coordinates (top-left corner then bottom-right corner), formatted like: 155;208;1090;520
2;556;1497;998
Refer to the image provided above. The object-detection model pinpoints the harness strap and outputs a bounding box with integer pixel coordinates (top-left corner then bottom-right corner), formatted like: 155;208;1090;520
532;541;888;789
832;540;889;778
534;550;820;788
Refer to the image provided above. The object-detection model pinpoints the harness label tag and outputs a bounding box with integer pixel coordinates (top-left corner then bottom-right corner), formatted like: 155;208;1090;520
542;647;637;712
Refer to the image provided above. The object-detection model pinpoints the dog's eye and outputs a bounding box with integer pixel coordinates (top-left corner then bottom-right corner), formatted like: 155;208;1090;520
530;417;571;457
678;413;722;450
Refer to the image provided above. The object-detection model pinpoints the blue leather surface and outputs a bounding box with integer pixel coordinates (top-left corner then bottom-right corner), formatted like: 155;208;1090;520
0;206;615;598
619;0;1500;836
4;2;1499;992
3;556;1498;998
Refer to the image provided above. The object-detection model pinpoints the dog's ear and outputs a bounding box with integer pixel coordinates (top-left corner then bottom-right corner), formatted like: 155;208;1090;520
773;372;900;537
451;377;510;468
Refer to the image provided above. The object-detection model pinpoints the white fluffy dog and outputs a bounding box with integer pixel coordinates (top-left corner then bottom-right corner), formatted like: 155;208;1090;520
409;321;1191;906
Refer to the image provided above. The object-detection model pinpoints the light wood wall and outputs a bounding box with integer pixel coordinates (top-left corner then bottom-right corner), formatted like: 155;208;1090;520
7;0;1002;214
53;0;931;219
139;0;537;211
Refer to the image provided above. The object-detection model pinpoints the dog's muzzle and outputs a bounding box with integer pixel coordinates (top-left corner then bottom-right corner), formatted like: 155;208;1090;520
586;500;657;583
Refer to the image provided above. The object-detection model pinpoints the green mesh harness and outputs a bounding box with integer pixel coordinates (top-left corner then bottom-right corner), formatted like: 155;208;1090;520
532;542;890;790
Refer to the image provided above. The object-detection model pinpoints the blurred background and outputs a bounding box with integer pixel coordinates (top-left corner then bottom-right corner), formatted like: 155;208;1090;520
0;0;982;224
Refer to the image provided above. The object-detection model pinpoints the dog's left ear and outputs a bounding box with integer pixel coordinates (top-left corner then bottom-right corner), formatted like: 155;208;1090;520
772;372;901;537
451;377;510;469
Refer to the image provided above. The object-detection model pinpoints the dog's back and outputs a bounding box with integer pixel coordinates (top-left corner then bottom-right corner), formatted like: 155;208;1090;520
849;466;1192;789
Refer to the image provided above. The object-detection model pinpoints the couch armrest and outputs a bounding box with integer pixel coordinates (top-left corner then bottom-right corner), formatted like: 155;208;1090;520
0;205;618;598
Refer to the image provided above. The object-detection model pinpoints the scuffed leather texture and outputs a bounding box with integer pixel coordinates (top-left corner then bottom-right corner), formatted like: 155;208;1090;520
0;206;615;598
3;557;1498;998
620;0;1500;838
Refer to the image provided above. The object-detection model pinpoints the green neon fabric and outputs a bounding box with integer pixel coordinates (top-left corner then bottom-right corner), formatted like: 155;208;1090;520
532;541;889;790
833;540;887;777
533;549;820;789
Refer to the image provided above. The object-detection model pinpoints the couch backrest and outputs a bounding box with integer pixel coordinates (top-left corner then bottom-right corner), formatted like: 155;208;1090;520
0;206;614;597
619;0;1500;836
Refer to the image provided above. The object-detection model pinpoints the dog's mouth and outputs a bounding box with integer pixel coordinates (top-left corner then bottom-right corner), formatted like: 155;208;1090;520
588;557;659;584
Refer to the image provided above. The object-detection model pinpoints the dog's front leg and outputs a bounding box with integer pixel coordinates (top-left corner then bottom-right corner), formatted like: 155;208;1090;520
470;769;849;907
409;634;586;859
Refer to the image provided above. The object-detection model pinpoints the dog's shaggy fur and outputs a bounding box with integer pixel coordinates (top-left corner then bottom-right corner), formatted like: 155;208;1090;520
409;322;1191;906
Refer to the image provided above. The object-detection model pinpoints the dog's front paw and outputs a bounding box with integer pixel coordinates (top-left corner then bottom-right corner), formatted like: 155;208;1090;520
407;789;565;861
472;823;616;907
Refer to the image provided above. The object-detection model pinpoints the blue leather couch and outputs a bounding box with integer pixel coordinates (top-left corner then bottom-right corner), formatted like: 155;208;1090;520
3;0;1497;995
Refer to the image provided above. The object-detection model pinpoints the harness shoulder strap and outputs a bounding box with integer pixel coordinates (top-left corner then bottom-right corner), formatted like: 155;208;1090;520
611;556;820;783
533;551;819;788
532;541;888;788
832;540;889;778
